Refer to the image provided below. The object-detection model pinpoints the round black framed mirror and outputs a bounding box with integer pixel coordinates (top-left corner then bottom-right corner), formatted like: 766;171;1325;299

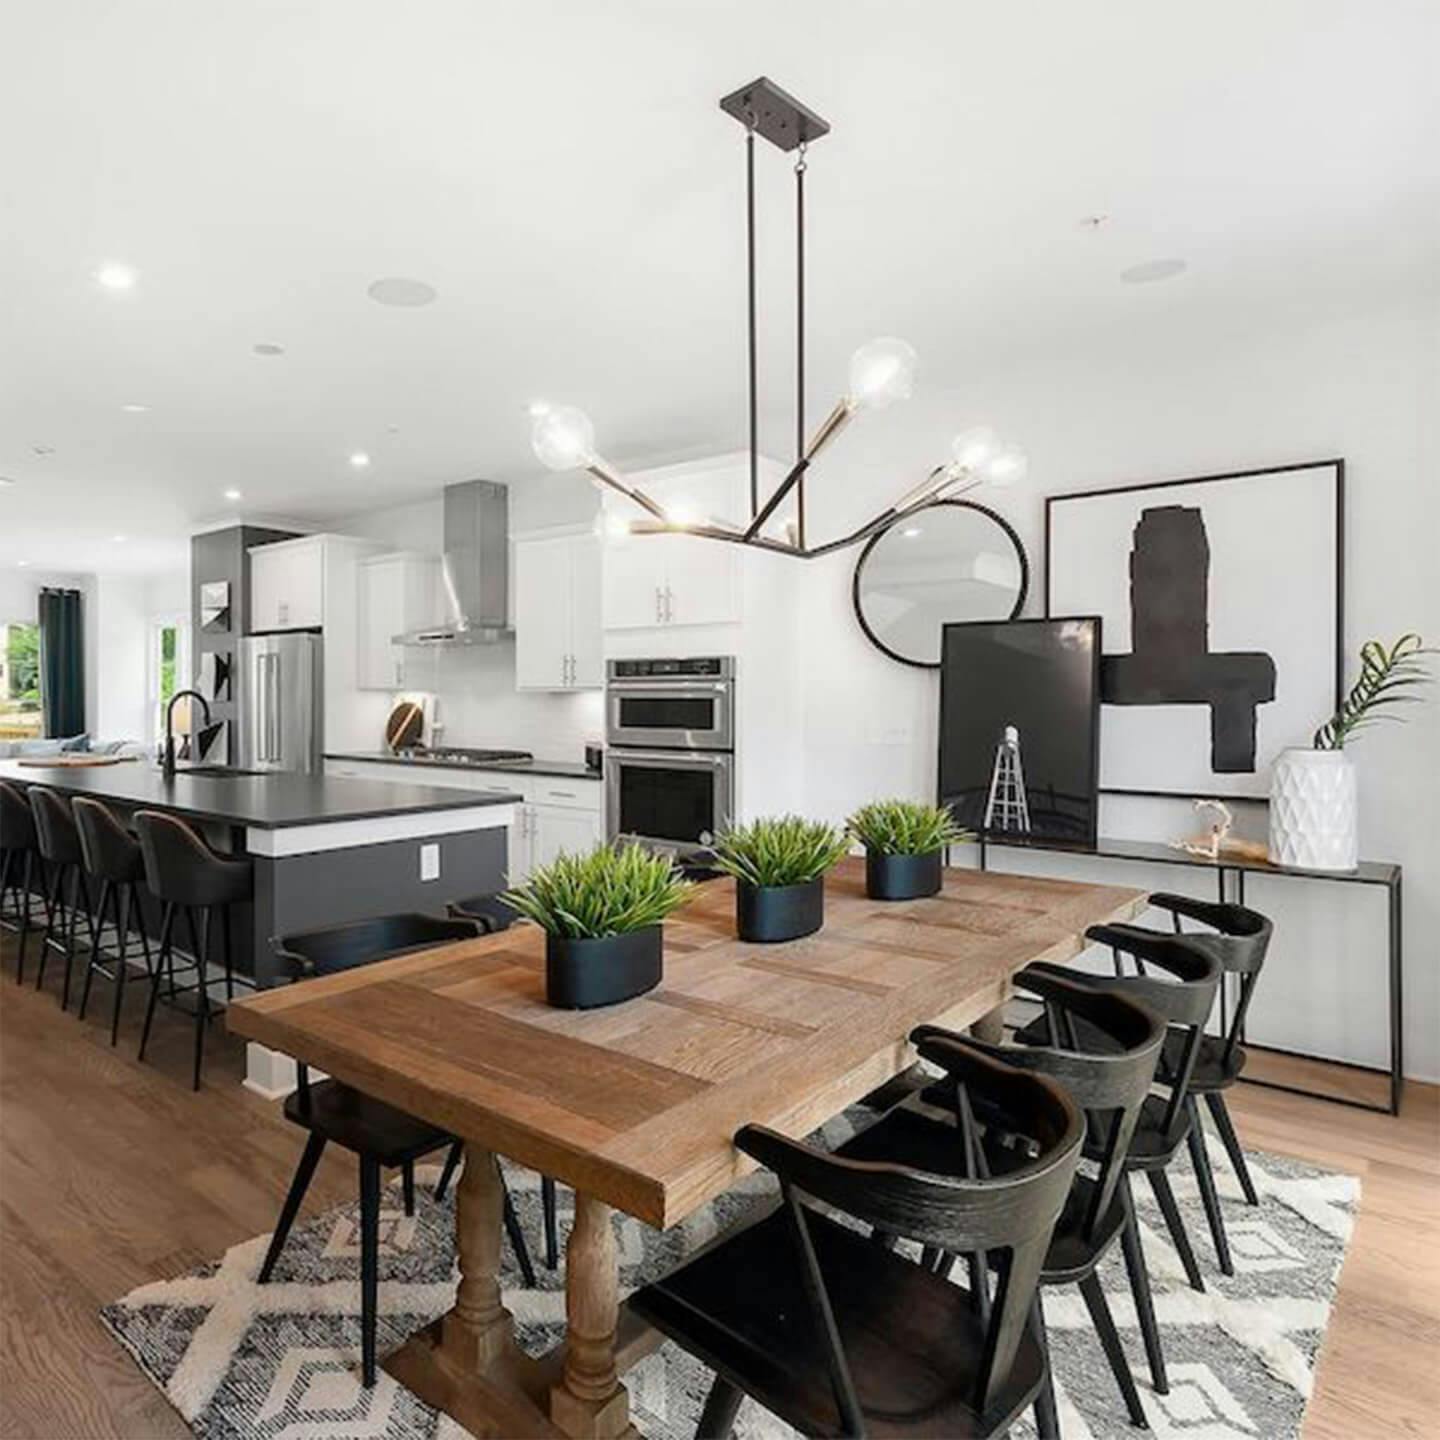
852;499;1029;668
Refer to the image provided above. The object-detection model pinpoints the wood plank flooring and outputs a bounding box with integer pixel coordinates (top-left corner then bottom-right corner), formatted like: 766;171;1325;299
1;930;1436;1440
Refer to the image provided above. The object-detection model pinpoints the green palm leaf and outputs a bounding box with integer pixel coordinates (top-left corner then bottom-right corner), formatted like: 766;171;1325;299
1313;633;1435;750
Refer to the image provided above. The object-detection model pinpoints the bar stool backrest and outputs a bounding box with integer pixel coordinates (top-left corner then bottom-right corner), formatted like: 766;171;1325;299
28;786;83;865
72;796;141;880
0;780;39;851
734;1047;1083;1428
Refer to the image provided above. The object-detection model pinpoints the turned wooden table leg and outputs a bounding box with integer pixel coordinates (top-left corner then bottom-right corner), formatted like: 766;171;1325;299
550;1191;633;1439
441;1148;516;1372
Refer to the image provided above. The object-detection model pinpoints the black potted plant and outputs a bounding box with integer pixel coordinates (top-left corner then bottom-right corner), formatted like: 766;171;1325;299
847;798;972;900
711;815;851;943
501;844;692;1009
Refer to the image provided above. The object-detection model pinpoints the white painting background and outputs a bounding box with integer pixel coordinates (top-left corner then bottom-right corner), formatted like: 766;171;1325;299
1048;465;1339;796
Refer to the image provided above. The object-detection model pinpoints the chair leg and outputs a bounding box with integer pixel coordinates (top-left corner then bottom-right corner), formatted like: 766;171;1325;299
186;907;211;1091
258;1133;328;1282
1146;1166;1205;1293
138;902;176;1064
1078;1272;1147;1428
696;1374;745;1440
542;1175;559;1268
402;1160;416;1217
78;879;111;1021
60;867;89;1012
35;862;63;992
359;1154;380;1387
1186;1098;1234;1276
1205;1091;1259;1206
435;1140;462;1201
499;1166;537;1289
1030;1292;1060;1440
109;886;133;1047
15;852;36;984
1119;1177;1167;1395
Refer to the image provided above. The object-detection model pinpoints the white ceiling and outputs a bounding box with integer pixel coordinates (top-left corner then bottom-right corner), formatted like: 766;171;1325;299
2;0;1436;576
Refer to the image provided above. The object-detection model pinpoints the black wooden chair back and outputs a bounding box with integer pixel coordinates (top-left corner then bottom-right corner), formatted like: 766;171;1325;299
915;969;1164;1244
272;912;482;1113
1148;892;1272;1071
734;1046;1082;1428
0;780;39;852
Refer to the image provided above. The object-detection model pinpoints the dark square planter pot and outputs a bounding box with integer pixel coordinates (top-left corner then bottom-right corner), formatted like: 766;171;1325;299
865;849;944;901
545;925;663;1009
736;877;825;943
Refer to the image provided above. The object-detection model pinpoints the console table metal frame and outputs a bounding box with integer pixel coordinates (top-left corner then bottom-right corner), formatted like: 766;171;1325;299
973;836;1404;1116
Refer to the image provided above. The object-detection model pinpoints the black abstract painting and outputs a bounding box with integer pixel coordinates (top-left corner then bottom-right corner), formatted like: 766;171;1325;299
1046;461;1342;799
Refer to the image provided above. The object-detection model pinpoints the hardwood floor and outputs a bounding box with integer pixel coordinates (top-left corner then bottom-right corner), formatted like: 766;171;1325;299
1;929;1436;1440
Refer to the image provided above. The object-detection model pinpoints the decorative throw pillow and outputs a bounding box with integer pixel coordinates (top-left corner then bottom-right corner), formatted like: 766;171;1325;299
60;733;92;752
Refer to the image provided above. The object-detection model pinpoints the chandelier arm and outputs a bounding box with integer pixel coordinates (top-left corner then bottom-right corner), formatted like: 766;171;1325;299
799;468;953;559
742;457;809;541
746;124;759;517
796;143;806;548
585;462;667;521
631;520;800;556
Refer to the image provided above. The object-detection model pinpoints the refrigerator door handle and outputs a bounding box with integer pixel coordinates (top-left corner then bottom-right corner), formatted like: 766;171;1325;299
262;651;282;764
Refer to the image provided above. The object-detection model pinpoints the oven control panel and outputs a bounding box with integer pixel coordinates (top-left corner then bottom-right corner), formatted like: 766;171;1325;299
608;656;735;680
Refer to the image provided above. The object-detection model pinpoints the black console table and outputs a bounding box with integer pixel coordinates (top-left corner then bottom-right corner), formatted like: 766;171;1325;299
973;835;1404;1116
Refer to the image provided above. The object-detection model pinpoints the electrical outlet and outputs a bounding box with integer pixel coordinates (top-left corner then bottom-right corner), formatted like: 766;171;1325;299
420;842;440;882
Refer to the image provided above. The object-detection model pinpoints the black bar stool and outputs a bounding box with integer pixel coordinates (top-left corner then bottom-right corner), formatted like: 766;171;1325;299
28;786;92;1010
133;809;253;1090
72;797;154;1045
262;912;540;1388
0;780;44;983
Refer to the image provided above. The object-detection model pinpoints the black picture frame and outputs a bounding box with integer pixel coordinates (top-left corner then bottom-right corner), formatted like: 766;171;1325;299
1044;458;1344;802
851;498;1030;670
937;616;1103;846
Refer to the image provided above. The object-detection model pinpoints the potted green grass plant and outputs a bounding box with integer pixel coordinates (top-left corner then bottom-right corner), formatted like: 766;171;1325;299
501;844;692;1008
711;815;851;943
847;798;973;900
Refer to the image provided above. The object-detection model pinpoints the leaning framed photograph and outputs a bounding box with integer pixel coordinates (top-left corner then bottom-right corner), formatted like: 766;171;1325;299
1045;459;1343;800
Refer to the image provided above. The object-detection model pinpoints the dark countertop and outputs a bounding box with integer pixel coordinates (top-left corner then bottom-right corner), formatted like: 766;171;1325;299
325;751;603;781
0;759;521;830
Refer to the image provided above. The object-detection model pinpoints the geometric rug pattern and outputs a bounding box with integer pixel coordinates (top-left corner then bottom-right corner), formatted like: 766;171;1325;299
102;1108;1358;1440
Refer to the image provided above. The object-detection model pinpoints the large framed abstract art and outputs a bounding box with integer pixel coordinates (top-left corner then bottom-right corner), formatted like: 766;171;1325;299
1046;459;1343;800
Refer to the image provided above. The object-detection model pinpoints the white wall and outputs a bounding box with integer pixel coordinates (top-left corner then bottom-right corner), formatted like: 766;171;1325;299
334;494;604;761
790;292;1439;1080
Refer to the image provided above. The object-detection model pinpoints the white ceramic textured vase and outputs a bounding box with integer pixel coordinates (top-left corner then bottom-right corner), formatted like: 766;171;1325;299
1268;747;1358;871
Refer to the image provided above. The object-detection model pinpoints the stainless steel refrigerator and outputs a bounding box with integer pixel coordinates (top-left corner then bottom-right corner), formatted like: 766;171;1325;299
237;633;323;773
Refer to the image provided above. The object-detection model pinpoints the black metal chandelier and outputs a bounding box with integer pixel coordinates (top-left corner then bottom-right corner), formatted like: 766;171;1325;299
529;77;1026;558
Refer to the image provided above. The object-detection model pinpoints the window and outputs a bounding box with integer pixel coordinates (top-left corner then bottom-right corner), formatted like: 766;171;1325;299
149;615;192;743
0;621;43;738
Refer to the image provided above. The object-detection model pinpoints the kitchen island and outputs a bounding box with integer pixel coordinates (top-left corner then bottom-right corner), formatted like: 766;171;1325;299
0;759;519;995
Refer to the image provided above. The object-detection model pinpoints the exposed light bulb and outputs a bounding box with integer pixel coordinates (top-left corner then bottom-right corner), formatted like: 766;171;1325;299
847;337;917;410
951;427;1000;472
532;404;596;471
984;444;1028;487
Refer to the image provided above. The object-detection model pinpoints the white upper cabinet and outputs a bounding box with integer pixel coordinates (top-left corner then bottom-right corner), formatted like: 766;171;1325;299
601;458;747;630
249;536;325;631
357;552;438;691
514;532;603;690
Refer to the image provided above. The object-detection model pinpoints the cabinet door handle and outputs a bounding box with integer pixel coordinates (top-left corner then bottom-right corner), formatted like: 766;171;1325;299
655;587;663;623
664;586;674;623
278;601;289;625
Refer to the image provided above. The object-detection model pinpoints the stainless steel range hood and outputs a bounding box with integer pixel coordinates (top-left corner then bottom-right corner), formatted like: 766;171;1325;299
395;479;510;646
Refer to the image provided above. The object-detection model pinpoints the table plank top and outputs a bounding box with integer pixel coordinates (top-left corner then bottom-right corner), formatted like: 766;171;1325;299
229;859;1145;1227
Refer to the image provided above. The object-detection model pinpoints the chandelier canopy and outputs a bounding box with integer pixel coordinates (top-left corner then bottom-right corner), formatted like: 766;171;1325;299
530;77;1025;559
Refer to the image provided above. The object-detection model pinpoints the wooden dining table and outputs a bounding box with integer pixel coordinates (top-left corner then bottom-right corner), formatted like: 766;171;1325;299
229;857;1144;1439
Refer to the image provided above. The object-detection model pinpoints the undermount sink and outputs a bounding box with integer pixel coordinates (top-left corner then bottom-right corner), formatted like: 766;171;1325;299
177;765;273;778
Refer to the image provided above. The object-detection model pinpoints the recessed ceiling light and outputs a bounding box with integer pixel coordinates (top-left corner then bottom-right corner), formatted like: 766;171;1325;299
16;560;30;568
367;276;438;308
1079;215;1109;230
252;342;286;357
349;452;371;469
95;263;137;291
223;488;243;502
121;403;149;413
528;401;552;418
1120;258;1188;285
112;534;127;543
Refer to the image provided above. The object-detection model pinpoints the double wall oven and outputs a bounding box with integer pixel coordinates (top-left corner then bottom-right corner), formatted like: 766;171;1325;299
605;657;734;862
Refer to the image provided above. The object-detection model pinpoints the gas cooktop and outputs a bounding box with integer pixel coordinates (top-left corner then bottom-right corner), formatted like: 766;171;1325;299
393;746;533;767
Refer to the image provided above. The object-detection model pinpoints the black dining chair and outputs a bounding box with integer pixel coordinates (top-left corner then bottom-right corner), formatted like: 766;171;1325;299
0;780;44;983
630;1045;1084;1440
840;971;1169;1424
1019;928;1224;1293
72;797;155;1045
28;785;93;1010
259;912;540;1388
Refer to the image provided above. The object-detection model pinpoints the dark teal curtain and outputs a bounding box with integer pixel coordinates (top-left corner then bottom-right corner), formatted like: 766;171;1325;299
38;587;86;738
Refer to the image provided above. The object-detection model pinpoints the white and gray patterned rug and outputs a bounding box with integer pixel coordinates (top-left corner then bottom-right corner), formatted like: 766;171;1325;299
102;1109;1358;1440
